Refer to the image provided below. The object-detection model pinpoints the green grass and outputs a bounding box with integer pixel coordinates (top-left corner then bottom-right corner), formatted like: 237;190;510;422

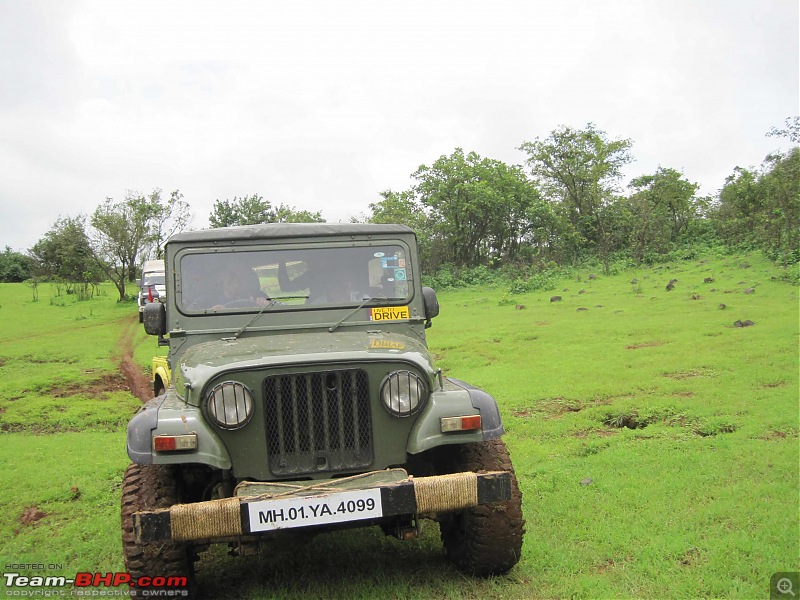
428;253;799;598
0;283;139;587
0;283;142;433
0;253;797;598
0;432;129;572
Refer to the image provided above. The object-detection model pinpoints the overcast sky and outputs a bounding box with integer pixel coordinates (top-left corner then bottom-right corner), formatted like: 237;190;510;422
1;0;797;252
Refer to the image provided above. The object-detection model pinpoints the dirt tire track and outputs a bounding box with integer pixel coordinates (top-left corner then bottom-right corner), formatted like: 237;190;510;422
117;316;154;403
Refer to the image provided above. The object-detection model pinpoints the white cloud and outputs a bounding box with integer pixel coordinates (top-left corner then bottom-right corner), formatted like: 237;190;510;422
0;0;796;251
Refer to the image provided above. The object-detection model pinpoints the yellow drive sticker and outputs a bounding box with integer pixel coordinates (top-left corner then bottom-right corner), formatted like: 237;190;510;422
369;306;410;321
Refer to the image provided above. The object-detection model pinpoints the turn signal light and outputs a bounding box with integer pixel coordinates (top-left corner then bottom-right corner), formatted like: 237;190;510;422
153;433;197;452
440;415;482;433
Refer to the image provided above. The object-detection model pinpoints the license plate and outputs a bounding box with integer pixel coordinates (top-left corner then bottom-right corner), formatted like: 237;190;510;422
247;489;383;532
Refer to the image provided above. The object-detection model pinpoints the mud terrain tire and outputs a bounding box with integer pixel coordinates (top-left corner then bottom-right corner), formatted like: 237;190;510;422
434;439;524;576
121;463;194;589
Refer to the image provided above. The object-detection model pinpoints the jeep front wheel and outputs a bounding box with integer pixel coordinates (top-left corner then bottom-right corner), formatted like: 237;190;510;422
433;439;524;576
120;463;194;589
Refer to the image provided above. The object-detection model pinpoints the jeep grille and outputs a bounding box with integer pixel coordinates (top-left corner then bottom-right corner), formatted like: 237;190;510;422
263;369;373;476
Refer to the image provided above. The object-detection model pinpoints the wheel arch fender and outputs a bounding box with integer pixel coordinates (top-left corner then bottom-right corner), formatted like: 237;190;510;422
126;392;232;471
127;396;165;465
445;377;504;439
406;377;505;454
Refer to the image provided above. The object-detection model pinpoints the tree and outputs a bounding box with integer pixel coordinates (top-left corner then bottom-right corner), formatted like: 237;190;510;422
365;190;427;229
150;189;192;259
767;116;800;144
627;167;700;263
209;195;324;227
273;204;325;223
712;141;799;263
208;194;275;227
758;148;800;260
518;195;579;267
519;124;634;257
367;189;421;225
712;166;762;249
412;149;538;269
90;193;159;301
29;216;98;283
0;246;33;282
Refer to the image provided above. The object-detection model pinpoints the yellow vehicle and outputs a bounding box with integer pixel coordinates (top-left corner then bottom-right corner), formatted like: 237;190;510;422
151;355;170;397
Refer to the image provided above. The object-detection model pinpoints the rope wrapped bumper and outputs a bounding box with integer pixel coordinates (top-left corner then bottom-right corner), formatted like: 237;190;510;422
170;497;242;541
414;472;478;514
134;470;510;543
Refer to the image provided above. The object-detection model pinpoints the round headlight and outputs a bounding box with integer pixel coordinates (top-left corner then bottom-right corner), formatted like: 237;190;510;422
207;381;254;430
380;371;427;417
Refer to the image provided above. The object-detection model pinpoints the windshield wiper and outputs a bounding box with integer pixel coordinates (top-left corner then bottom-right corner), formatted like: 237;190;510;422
231;294;403;338
328;296;405;333
229;295;312;339
230;299;280;340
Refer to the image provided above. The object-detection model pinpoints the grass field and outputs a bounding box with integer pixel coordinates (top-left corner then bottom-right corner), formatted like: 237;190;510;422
0;253;797;598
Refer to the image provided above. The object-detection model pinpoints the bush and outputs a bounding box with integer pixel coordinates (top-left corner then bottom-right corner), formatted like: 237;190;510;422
423;264;506;290
423;261;574;294
766;247;800;267
507;266;570;294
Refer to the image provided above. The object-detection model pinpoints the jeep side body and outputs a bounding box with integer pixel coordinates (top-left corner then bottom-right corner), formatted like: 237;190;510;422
123;223;523;587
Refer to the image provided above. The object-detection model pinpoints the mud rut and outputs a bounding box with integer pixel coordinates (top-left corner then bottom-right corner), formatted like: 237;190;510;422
117;316;154;403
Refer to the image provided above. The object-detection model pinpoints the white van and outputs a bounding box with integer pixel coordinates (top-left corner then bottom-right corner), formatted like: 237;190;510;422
136;259;166;322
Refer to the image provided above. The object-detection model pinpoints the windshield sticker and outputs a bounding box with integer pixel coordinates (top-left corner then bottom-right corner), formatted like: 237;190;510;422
370;306;410;321
374;252;385;258
369;339;406;350
394;268;407;281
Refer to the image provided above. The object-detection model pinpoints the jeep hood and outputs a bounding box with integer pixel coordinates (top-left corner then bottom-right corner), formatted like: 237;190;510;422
176;330;435;404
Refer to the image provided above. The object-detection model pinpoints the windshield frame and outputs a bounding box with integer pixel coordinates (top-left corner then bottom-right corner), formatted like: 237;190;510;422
173;239;415;317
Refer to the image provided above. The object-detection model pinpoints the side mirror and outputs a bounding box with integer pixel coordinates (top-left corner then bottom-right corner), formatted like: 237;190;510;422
422;287;439;328
143;301;166;336
135;278;142;288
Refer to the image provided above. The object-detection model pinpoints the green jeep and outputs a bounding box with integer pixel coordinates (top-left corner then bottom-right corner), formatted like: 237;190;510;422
123;223;523;587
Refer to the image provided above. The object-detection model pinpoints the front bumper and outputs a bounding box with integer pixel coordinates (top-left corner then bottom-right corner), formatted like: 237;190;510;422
133;469;512;543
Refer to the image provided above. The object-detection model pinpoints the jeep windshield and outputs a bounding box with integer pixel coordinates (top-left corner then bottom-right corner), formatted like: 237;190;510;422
142;274;165;287
178;243;412;314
